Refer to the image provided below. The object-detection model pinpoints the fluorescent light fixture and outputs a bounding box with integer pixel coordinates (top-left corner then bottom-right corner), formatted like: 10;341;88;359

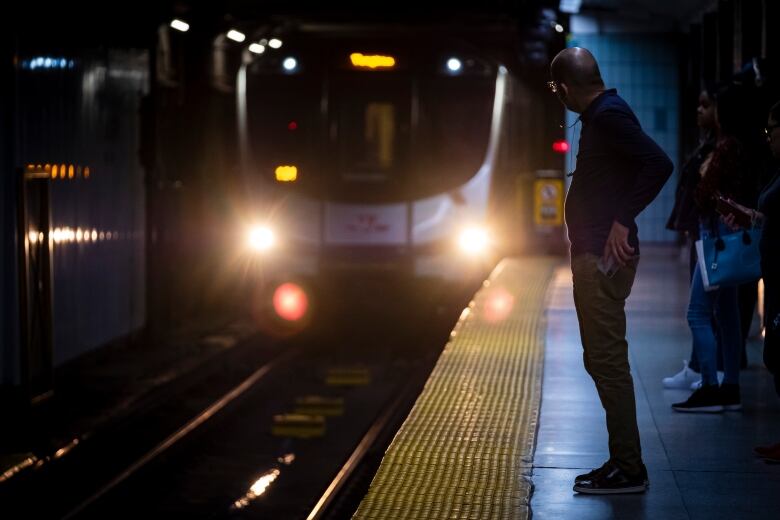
268;38;283;49
559;0;582;14
227;30;246;43
170;19;189;32
249;43;265;54
23;56;74;70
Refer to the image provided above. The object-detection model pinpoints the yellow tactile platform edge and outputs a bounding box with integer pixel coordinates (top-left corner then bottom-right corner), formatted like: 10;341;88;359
353;257;557;520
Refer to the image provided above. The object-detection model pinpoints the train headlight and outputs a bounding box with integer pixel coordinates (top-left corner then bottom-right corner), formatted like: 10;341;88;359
458;227;490;255
248;226;276;252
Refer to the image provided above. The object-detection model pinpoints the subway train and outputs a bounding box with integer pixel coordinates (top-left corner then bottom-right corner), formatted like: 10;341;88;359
1;16;563;395
232;22;562;325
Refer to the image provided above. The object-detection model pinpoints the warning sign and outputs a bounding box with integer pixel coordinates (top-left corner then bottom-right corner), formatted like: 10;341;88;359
533;178;564;227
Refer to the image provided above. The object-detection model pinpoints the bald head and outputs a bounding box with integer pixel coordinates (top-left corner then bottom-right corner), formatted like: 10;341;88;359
550;47;604;90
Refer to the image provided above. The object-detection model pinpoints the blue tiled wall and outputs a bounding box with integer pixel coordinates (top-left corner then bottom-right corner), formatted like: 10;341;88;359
565;34;679;243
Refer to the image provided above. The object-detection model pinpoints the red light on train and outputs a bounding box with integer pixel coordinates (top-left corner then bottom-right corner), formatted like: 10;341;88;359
552;140;570;153
273;283;308;321
288;121;298;131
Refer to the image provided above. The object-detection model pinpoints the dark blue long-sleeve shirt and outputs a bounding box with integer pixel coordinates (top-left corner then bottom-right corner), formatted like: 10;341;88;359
565;89;674;256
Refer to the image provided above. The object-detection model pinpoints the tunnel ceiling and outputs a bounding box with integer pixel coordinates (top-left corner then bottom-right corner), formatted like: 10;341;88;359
15;0;560;48
577;0;717;23
14;0;718;49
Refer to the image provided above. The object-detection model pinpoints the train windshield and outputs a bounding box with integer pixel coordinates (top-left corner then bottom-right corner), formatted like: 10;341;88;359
244;49;496;200
333;76;411;184
414;75;494;191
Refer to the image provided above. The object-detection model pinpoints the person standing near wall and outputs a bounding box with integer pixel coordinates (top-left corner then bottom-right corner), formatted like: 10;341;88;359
548;47;674;494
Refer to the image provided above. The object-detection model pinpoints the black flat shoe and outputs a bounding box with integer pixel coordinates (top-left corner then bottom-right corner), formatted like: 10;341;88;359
573;463;648;495
672;384;723;413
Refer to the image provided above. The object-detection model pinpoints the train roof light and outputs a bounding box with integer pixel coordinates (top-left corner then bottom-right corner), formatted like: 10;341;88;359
249;43;266;54
269;38;283;49
350;53;395;70
282;57;298;72
447;57;462;73
227;30;246;43
170;19;190;32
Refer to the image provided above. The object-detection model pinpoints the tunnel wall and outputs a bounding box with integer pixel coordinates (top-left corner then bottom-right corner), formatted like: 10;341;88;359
14;50;148;367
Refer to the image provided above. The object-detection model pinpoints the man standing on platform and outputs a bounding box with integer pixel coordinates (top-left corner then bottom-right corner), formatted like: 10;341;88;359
548;47;673;494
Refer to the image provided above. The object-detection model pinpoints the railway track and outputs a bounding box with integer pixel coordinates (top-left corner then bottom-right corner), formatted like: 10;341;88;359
1;283;476;519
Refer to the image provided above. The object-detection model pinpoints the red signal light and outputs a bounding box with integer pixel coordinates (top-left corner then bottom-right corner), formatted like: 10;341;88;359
552;140;570;153
288;121;298;131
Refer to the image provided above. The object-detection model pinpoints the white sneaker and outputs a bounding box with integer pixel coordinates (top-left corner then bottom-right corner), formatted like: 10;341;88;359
663;360;701;389
690;371;725;390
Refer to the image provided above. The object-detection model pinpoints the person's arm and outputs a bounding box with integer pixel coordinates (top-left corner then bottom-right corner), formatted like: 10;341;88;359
721;198;765;230
595;108;674;263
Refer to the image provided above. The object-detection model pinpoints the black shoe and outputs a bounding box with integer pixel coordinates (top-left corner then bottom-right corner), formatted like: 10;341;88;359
573;463;648;494
575;461;611;483
719;383;742;411
672;384;723;413
575;461;648;486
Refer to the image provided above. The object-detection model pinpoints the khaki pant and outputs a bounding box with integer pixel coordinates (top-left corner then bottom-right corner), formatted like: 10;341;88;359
571;253;642;475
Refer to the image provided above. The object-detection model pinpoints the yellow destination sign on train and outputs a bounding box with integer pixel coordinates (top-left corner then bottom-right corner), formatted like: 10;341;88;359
350;53;396;69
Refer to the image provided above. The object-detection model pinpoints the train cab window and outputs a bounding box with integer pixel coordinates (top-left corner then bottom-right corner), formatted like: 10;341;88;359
333;77;410;184
339;101;396;180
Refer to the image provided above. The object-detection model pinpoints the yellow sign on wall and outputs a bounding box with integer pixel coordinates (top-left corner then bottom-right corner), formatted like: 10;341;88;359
533;178;564;226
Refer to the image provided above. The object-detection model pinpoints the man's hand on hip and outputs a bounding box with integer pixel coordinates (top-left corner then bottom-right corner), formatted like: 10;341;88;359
604;220;635;266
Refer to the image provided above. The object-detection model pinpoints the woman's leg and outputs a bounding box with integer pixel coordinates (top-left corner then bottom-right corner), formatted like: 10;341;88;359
715;285;741;386
688;263;719;386
762;274;780;395
738;281;758;368
687;240;700;372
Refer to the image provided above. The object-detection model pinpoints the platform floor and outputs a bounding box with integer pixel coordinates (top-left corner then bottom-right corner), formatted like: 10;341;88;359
532;248;780;519
353;257;557;519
